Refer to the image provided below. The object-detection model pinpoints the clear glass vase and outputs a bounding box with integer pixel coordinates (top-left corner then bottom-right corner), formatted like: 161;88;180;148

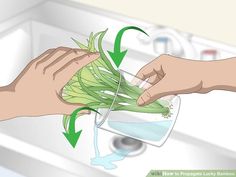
95;70;181;147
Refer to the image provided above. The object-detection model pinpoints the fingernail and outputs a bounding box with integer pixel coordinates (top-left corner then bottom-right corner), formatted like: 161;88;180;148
85;110;91;114
91;52;98;55
137;97;145;106
79;110;91;115
131;77;142;86
73;49;78;54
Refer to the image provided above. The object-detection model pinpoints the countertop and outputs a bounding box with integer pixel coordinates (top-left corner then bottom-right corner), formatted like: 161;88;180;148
72;0;236;47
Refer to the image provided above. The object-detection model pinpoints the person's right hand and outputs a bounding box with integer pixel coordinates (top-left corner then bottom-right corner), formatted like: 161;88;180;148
136;54;208;106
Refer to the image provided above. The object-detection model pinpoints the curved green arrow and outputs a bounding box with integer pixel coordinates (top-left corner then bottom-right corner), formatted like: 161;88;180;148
107;26;149;68
63;107;100;148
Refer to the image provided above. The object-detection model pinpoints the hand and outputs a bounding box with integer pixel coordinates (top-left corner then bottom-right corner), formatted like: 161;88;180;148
0;47;99;119
136;54;207;106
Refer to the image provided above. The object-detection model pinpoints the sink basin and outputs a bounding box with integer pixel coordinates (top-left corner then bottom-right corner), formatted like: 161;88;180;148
0;1;236;177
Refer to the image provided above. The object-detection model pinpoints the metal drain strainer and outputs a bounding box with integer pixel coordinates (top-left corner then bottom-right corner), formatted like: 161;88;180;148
110;136;146;156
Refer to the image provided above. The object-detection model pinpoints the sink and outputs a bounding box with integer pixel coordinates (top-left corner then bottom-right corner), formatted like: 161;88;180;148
0;1;236;177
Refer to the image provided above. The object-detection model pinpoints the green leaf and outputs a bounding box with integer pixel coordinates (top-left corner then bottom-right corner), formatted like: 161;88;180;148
97;29;120;77
63;115;70;132
87;32;94;51
66;96;98;105
71;38;87;49
80;67;112;88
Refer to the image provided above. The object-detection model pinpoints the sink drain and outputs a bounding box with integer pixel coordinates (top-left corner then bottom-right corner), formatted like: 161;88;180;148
110;136;146;156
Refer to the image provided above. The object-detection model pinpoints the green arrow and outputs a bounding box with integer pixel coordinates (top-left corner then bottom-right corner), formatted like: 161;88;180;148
107;26;148;68
63;107;99;148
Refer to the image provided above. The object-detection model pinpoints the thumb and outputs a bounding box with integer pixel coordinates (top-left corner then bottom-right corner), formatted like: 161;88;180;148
60;102;91;115
137;78;174;106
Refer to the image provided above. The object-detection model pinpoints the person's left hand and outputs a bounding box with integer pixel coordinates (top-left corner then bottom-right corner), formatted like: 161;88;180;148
1;47;99;119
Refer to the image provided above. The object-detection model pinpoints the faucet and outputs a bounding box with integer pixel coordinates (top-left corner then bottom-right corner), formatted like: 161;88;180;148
137;26;196;59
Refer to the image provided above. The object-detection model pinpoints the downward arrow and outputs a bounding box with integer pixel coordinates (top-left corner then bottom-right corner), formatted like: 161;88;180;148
108;26;148;68
63;107;99;148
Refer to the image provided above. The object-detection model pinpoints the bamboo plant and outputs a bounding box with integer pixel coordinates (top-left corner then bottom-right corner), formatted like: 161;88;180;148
62;30;170;132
